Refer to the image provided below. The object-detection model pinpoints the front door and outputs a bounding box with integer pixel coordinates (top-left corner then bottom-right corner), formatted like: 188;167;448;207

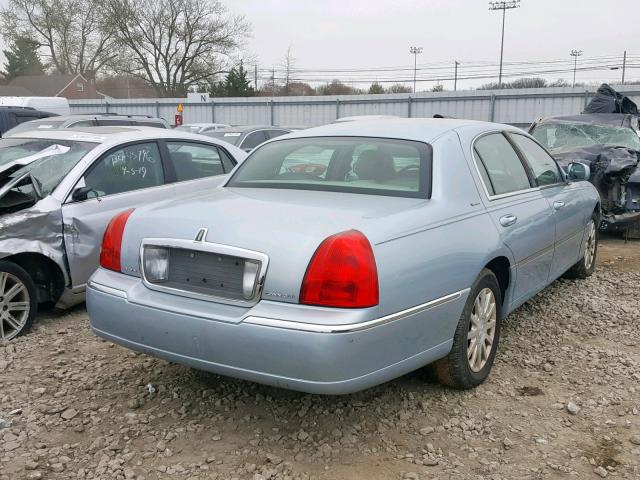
61;141;170;287
507;133;588;279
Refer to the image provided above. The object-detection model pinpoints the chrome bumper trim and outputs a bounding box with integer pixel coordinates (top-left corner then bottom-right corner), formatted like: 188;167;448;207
243;289;469;333
88;281;128;299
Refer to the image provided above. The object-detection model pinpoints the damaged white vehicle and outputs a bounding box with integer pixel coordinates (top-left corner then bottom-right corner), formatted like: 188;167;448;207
0;127;247;341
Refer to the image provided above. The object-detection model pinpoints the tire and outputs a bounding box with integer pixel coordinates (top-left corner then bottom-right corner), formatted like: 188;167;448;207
0;261;38;341
433;269;502;390
563;215;598;279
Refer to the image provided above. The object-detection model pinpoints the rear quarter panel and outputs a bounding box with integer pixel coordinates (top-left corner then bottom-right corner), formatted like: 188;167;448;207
373;131;512;343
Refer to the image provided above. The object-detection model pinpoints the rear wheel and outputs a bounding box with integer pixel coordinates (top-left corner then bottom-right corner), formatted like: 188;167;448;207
0;261;37;341
564;216;598;279
433;269;502;389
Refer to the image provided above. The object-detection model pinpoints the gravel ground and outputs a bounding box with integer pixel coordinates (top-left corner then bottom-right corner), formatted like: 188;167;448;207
1;237;639;480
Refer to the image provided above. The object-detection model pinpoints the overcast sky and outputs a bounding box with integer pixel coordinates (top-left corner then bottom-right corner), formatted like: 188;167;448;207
0;0;637;90
233;0;639;89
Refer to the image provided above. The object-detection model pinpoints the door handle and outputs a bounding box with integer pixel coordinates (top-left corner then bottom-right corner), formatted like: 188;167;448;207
499;214;517;227
553;201;565;210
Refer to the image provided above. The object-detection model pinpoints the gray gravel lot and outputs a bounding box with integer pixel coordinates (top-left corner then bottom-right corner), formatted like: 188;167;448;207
1;238;639;480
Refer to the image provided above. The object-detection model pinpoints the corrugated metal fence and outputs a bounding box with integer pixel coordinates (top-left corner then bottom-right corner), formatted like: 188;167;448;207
70;85;640;128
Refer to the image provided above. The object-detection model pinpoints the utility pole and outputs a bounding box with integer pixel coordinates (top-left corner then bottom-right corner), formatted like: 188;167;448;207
570;49;583;87
454;61;459;91
489;1;520;88
409;46;423;94
622;50;627;85
254;64;258;91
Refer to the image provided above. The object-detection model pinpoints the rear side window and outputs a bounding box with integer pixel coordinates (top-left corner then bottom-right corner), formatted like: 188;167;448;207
83;142;164;197
166;142;226;181
135;121;166;128
227;137;431;198
241;131;267;150
473;133;531;196
266;129;288;140
69;120;95;128
509;134;563;186
96;119;131;126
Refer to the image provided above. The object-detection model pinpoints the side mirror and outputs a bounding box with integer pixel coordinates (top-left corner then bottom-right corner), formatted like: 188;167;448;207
71;186;93;202
567;162;591;181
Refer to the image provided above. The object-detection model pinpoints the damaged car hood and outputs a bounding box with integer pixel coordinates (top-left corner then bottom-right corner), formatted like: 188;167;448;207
552;144;640;176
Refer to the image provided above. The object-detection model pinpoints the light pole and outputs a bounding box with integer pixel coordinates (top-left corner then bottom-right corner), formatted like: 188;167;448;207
409;46;423;94
454;60;460;91
570;49;583;87
489;1;520;88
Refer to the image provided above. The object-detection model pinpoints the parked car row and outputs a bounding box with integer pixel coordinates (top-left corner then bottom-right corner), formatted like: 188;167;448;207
0;110;603;395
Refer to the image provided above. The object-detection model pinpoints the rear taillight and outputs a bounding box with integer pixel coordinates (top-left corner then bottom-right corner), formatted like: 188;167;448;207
300;230;378;308
100;209;135;272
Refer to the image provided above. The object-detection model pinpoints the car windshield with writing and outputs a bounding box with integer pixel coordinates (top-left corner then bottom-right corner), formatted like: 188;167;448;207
531;122;640;151
226;137;431;198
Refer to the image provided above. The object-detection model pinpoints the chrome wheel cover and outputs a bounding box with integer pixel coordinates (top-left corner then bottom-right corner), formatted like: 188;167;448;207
0;271;30;341
467;287;497;373
584;220;597;270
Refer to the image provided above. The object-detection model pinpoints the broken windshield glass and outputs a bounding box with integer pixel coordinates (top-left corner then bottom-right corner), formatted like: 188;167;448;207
531;122;640;152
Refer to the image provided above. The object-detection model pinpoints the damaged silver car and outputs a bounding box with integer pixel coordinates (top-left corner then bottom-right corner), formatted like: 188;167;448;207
0;126;247;341
529;113;640;233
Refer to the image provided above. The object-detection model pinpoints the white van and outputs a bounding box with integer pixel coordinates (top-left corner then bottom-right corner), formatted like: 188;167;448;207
0;97;70;116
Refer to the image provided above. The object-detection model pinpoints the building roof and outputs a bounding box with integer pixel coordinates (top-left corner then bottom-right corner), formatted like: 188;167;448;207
7;74;82;97
0;85;36;96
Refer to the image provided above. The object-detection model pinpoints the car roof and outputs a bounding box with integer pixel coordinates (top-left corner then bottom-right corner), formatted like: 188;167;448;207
22;113;164;123
213;125;288;133
5;126;238;145
284;118;514;143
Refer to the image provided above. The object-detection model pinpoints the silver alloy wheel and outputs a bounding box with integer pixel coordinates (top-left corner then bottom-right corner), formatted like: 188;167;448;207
467;287;497;373
0;271;30;341
584;220;597;270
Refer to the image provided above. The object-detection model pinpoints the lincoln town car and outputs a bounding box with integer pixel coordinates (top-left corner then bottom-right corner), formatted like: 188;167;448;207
86;119;600;394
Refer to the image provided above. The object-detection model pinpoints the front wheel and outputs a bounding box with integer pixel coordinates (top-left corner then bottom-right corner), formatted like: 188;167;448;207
564;216;598;279
433;269;502;389
0;261;37;341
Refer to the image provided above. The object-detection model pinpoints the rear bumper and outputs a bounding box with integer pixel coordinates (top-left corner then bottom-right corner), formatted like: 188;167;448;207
87;269;467;394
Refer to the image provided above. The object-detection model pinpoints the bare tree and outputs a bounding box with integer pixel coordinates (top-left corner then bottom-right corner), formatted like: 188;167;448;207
0;0;116;74
281;46;296;95
103;0;250;97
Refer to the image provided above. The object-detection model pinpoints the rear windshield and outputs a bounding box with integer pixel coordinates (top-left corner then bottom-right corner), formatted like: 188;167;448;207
531;122;640;151
175;125;203;133
6;120;66;135
227;137;432;198
206;131;242;145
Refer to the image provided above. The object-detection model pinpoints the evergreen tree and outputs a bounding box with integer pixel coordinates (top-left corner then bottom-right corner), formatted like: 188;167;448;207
368;82;385;94
223;63;254;97
1;37;44;81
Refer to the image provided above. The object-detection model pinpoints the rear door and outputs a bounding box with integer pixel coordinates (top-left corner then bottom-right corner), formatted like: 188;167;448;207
508;133;588;279
61;141;173;287
473;132;556;304
163;140;237;196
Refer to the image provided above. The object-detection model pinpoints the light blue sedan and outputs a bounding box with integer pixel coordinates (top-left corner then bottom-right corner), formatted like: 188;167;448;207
86;119;600;394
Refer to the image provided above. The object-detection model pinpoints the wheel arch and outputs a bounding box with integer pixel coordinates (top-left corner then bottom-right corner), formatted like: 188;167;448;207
0;252;66;304
484;256;511;306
